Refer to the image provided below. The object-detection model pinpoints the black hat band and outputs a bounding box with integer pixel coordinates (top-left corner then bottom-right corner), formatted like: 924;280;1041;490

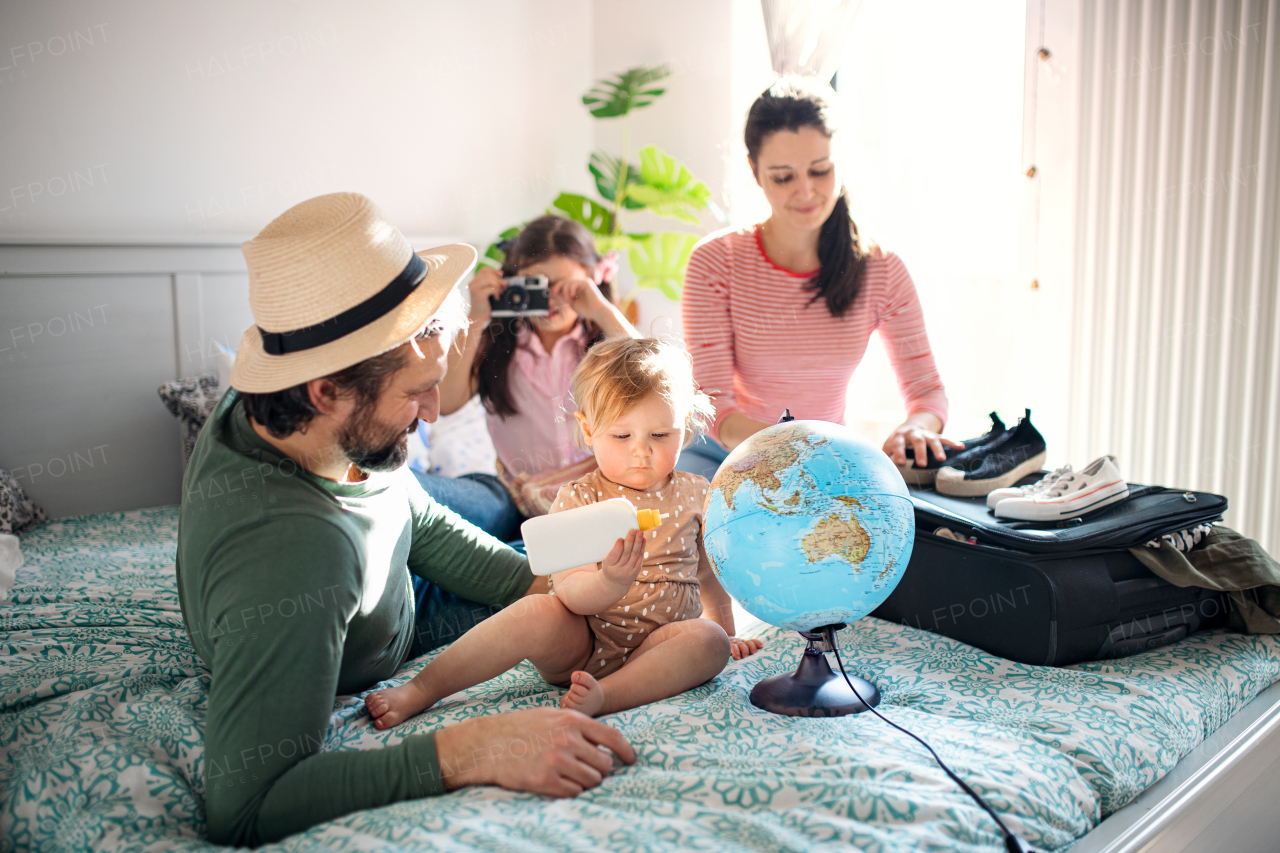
259;253;427;356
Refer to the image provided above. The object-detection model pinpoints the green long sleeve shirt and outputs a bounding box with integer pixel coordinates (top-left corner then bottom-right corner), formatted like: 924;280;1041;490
175;392;532;846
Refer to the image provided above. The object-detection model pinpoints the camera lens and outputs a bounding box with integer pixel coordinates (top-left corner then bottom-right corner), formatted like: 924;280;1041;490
506;285;528;309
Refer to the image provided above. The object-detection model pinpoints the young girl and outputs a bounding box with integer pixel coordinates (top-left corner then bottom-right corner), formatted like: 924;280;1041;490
367;337;764;726
420;216;638;540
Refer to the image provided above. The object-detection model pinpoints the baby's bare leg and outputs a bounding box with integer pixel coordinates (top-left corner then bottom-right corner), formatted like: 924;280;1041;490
366;594;593;729
561;618;730;717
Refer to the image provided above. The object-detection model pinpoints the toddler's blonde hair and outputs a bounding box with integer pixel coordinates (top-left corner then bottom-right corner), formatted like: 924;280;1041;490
570;337;714;448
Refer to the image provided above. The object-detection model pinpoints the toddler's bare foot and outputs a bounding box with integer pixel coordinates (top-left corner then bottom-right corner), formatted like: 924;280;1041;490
366;679;434;730
559;670;606;717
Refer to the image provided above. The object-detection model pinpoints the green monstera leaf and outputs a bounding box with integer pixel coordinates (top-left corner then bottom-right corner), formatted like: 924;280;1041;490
627;145;712;224
477;225;521;270
588;151;644;209
594;232;649;255
582;64;670;118
628;232;700;301
548;193;613;235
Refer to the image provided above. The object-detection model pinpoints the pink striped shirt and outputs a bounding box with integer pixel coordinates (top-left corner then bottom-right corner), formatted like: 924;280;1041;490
682;224;948;440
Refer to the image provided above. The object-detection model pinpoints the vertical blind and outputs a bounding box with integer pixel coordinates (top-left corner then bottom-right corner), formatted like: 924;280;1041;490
1057;0;1278;551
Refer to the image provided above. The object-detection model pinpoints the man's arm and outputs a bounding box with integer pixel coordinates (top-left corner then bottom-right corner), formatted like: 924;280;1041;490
201;518;448;845
199;515;635;845
405;475;533;606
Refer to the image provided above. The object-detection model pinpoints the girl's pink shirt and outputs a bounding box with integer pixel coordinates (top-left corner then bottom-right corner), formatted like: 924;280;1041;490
484;321;595;479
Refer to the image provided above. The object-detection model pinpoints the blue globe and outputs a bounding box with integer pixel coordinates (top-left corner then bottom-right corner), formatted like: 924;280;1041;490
703;420;915;632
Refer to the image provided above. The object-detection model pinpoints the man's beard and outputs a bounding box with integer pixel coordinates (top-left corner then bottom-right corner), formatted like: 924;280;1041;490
337;404;416;473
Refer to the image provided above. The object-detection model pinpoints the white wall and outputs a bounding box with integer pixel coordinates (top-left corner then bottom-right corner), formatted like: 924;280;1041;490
586;0;775;335
0;0;779;259
0;0;601;519
590;0;736;225
726;1;782;228
0;1;778;519
0;0;595;245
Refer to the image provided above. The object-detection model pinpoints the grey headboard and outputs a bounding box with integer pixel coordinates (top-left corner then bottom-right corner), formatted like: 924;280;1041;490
0;244;253;518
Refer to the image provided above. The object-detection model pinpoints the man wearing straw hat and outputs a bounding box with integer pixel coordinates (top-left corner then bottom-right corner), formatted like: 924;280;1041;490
175;192;635;846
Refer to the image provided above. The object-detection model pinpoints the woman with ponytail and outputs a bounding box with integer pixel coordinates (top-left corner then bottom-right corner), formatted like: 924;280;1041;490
679;75;957;478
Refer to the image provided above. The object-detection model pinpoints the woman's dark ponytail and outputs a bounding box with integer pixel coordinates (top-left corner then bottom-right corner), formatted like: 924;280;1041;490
745;75;868;318
812;187;865;316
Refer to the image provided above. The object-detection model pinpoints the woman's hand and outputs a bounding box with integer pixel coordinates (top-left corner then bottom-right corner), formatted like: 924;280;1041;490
729;636;764;660
882;416;963;468
467;266;507;325
717;413;773;451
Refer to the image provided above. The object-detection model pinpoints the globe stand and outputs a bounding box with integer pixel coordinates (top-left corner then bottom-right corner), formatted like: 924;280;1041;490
749;624;880;717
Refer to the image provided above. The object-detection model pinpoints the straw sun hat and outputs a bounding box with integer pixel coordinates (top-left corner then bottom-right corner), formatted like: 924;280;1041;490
229;192;476;393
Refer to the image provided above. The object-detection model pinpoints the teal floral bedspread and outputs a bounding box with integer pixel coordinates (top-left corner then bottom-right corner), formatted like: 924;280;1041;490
3;508;1279;852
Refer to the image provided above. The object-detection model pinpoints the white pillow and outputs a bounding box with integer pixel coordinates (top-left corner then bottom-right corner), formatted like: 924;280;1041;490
422;395;498;478
0;533;23;602
213;341;237;399
406;422;432;474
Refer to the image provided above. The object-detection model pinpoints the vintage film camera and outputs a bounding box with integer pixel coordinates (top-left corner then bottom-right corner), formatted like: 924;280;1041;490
489;275;551;318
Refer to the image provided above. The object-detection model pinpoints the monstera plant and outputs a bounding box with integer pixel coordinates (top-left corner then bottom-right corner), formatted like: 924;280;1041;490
480;64;720;314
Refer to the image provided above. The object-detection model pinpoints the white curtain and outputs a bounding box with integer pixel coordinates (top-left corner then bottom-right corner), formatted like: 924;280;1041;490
759;0;865;81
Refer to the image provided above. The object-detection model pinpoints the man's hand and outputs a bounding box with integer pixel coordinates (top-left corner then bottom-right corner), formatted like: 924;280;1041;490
433;708;635;796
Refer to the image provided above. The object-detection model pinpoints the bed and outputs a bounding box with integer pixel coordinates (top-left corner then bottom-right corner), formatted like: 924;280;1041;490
3;507;1280;852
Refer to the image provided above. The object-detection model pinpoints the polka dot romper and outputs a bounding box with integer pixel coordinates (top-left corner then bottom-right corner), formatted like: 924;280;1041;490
547;469;711;680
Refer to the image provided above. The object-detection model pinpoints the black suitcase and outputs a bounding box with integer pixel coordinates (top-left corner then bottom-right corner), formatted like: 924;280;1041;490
871;480;1232;666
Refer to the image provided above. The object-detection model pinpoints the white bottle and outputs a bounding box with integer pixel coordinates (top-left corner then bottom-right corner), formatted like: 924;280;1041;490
522;498;664;576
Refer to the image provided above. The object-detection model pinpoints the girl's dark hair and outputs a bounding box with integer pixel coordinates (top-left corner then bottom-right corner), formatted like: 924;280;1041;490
474;215;613;419
744;75;868;317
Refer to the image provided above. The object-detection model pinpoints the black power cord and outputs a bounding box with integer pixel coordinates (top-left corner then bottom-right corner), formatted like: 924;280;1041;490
828;639;1037;853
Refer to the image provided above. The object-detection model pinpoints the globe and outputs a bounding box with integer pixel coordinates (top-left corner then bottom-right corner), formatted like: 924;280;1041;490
704;419;915;633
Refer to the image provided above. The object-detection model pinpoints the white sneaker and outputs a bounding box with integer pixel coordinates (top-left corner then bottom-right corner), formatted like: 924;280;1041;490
985;464;1074;510
994;455;1129;521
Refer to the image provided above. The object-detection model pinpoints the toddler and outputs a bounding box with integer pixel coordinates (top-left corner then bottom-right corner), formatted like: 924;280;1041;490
367;337;763;726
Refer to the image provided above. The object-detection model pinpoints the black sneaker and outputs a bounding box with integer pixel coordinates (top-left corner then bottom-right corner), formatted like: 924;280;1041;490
897;412;1007;486
935;409;1047;497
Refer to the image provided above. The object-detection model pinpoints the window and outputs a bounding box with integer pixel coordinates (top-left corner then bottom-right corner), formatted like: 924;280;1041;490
835;0;1029;442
